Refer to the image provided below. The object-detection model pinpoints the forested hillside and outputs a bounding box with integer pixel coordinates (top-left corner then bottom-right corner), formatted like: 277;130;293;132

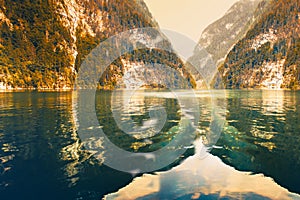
0;0;195;89
188;0;269;88
218;0;300;89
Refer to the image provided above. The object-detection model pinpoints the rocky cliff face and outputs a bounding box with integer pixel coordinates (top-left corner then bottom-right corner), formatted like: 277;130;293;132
188;0;269;88
219;0;300;89
0;0;195;90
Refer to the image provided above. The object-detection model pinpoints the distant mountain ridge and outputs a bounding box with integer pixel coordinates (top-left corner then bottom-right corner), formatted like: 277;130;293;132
0;0;195;90
188;0;270;88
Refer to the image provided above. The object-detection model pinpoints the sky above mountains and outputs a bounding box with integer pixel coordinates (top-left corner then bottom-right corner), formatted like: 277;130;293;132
144;0;239;42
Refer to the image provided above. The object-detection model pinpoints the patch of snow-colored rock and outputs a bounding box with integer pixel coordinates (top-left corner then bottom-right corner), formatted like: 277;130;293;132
251;29;278;50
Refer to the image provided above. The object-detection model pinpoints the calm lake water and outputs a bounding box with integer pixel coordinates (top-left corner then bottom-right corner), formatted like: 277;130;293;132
0;90;299;199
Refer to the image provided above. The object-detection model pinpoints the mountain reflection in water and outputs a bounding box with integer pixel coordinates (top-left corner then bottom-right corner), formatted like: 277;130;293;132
0;90;299;199
105;139;300;200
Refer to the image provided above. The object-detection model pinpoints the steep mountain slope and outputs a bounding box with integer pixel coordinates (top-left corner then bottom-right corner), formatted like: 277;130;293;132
219;0;300;89
0;0;195;89
188;0;270;88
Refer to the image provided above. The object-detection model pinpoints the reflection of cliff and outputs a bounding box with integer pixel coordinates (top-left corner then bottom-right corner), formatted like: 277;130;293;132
226;90;291;150
5;92;102;187
105;140;299;200
0;92;93;188
215;90;300;193
59;92;106;187
113;90;146;115
100;90;181;150
231;90;284;151
261;90;285;115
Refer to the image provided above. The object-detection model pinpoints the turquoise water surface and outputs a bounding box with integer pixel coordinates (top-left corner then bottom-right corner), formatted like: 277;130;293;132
0;90;299;199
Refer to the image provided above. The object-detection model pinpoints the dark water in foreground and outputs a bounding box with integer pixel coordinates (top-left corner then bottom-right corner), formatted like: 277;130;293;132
0;90;299;199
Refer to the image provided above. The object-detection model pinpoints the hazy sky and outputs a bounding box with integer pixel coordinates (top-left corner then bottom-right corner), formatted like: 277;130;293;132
143;0;239;42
